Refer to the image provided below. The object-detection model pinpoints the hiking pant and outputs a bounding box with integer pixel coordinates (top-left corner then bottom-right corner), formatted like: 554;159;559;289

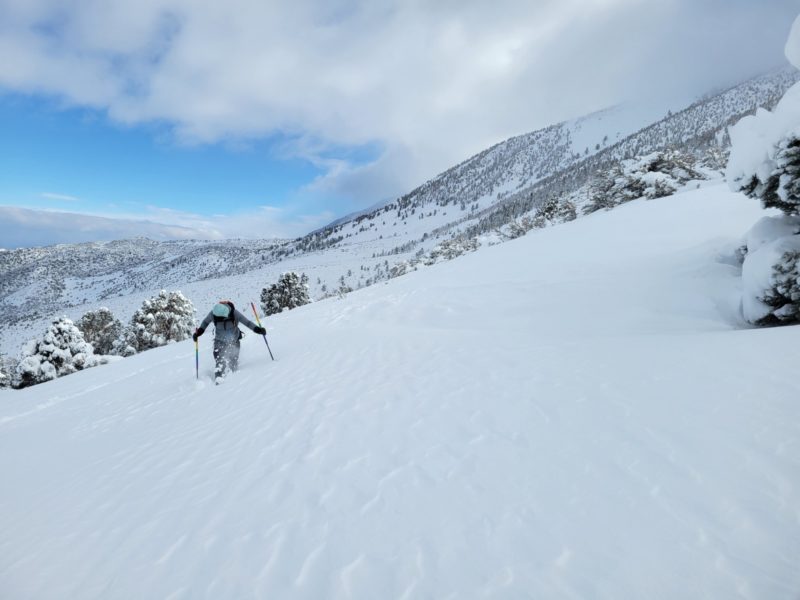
213;339;240;378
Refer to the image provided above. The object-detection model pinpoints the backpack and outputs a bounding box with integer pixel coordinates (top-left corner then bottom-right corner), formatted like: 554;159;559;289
213;300;243;339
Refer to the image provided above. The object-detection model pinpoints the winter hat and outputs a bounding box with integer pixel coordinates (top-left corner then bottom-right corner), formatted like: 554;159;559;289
212;302;231;318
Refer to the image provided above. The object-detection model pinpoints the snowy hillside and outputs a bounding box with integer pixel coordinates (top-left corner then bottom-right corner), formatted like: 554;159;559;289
1;185;799;599
1;69;796;357
298;68;797;249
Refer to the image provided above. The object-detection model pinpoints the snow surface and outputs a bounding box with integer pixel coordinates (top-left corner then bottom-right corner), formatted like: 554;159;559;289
1;185;799;599
745;214;800;254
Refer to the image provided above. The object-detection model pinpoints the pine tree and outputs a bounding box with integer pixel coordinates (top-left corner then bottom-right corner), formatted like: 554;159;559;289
584;150;704;214
0;355;15;389
77;307;122;355
754;249;800;325
12;317;100;389
260;272;311;316
113;290;195;355
556;199;577;222
740;135;800;216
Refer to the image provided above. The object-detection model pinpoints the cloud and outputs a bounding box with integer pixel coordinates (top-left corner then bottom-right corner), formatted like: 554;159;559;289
0;0;797;205
40;192;80;202
0;203;335;248
0;205;213;248
132;204;335;240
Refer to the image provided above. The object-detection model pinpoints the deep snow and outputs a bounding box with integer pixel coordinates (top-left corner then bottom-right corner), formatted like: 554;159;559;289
1;184;799;599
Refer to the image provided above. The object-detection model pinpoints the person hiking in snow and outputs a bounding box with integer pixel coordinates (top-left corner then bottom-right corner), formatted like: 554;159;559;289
193;300;265;381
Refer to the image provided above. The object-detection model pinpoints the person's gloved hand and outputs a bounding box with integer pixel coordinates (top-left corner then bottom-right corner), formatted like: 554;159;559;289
192;327;205;342
254;326;266;335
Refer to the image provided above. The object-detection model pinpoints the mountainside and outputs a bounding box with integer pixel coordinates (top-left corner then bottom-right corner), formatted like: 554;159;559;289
0;238;284;319
2;185;798;598
1;68;797;356
297;68;797;248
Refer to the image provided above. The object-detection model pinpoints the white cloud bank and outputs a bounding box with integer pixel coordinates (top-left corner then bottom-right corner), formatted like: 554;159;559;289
0;205;334;248
0;0;797;205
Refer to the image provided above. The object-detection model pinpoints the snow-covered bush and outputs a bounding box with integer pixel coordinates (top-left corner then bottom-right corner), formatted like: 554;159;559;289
699;145;730;173
504;216;537;240
423;237;480;266
389;260;415;279
729;14;800;325
759;249;800;324
534;197;578;227
735;134;800;215
740;223;800;324
584;150;705;214
556;199;578;223
499;197;577;241
0;355;15;389
260;272;311;316
12;317;101;389
77;307;122;355
112;290;195;356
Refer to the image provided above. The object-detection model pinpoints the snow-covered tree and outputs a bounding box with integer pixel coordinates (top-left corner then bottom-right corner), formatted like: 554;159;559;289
735;134;800;216
112;290;195;355
77;307;122;355
260;272;311;316
389;261;414;279
12;317;100;389
758;249;800;324
584;150;704;214
0;355;15;389
728;14;800;325
423;237;480;266
504;216;536;240
336;275;353;297
556;199;578;223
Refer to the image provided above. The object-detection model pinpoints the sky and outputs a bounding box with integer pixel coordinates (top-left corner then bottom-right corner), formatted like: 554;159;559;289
0;0;798;247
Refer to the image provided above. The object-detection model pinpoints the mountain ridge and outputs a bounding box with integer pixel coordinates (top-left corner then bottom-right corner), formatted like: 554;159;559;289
1;67;797;356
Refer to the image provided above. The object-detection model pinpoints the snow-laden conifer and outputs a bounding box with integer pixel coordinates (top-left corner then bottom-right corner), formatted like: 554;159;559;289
584;150;704;214
12;317;100;389
113;290;195;355
0;355;14;389
260;272;311;316
77;307;122;355
729;16;800;325
422;237;479;266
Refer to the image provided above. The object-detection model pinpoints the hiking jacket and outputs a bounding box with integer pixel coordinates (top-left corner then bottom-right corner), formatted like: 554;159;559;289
199;308;259;344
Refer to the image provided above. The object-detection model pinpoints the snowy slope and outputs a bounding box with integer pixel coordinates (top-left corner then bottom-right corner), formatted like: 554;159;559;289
2;69;796;358
2;184;798;599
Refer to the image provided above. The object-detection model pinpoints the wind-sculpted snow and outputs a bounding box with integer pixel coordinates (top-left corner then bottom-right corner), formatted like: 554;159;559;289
1;187;798;598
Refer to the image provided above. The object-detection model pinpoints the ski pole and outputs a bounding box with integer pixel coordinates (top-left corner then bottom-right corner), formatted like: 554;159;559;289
251;302;275;361
195;339;199;379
